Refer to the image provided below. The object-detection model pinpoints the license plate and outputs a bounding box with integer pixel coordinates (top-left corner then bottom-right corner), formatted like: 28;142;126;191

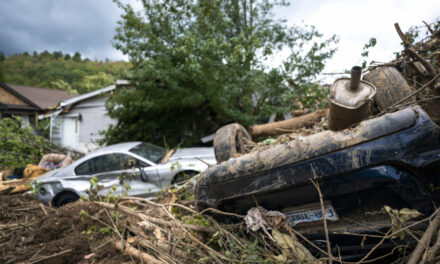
283;203;339;226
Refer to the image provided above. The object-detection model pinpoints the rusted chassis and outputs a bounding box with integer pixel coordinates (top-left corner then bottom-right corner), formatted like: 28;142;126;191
196;106;440;217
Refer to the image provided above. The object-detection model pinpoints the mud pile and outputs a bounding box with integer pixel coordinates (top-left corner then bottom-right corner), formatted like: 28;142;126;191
0;194;128;264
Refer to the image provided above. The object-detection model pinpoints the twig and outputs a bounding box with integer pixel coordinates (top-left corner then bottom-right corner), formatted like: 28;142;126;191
39;203;48;215
289;228;339;261
132;237;179;264
425;228;440;263
355;245;407;264
310;172;333;263
23;249;72;264
194;157;212;167
122;196;244;221
104;208;124;240
13;207;40;212
92;239;112;251
161;149;175;164
394;22;436;76
96;201;217;233
357;229;393;264
199;207;245;218
389;96;440;109
129;225;188;260
30;244;46;259
408;208;440;264
422;20;435;35
428;51;440;59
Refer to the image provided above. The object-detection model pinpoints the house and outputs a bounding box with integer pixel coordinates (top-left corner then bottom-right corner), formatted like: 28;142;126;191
47;80;128;153
0;82;74;126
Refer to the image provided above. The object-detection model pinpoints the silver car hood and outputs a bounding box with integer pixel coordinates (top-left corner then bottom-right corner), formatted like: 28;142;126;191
36;168;62;181
168;147;214;161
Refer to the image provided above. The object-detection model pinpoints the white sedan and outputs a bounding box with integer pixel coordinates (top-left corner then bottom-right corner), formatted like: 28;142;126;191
34;142;215;206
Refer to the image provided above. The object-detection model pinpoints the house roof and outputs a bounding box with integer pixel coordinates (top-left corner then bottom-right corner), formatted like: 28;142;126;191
59;84;115;108
0;103;39;111
1;83;75;110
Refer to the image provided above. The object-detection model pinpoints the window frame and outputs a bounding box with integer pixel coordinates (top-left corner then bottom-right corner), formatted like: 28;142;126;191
74;153;149;176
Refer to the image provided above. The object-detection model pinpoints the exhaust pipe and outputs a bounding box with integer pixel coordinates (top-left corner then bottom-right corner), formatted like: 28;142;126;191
349;66;362;91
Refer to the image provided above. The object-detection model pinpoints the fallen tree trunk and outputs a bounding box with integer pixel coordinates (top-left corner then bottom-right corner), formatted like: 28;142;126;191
250;109;328;137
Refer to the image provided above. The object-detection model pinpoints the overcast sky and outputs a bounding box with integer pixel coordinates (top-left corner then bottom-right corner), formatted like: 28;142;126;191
1;0;439;79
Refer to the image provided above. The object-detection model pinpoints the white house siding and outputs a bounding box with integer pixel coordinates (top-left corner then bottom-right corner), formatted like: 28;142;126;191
55;96;116;153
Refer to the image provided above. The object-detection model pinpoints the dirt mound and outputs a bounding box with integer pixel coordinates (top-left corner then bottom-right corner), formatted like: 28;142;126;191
0;194;128;264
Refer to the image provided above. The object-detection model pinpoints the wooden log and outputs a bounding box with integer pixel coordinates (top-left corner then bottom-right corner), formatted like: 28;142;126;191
250;109;328;137
113;240;166;264
290;109;309;117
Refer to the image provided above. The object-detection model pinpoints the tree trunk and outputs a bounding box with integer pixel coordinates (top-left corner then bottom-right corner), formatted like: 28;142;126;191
250;109;328;137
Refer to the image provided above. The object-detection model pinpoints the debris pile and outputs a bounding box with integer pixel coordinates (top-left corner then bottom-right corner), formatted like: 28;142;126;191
3;181;440;263
367;21;440;122
0;186;321;263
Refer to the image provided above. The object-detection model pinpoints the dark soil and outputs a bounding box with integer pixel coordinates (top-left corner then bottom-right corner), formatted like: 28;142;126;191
0;194;132;264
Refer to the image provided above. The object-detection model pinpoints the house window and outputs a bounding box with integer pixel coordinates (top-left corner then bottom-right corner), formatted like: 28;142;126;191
2;113;12;119
29;115;36;126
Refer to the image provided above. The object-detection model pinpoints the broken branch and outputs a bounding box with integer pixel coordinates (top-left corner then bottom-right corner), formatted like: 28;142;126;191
113;240;166;264
250;109;328;137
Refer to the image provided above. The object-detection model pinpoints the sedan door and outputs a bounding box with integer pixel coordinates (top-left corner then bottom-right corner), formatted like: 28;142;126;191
118;154;163;198
91;153;160;198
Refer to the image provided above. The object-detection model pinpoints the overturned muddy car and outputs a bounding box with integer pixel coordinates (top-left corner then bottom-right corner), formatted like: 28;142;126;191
195;67;440;259
196;106;440;258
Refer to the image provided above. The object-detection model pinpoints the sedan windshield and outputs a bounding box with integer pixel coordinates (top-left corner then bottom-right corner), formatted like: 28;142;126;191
129;142;166;163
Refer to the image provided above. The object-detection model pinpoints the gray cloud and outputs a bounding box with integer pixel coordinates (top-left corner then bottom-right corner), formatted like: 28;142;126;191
0;0;125;60
1;0;439;71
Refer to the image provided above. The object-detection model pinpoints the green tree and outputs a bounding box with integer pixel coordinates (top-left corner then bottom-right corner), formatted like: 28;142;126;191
0;64;4;82
72;52;82;62
53;51;63;60
80;72;115;94
106;0;337;146
51;79;76;94
0;51;4;82
0;117;46;169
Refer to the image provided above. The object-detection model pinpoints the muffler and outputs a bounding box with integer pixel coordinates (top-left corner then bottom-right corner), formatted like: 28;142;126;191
329;66;376;131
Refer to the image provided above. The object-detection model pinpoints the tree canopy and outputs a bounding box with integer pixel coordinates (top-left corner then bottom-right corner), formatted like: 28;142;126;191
105;0;338;146
0;51;131;94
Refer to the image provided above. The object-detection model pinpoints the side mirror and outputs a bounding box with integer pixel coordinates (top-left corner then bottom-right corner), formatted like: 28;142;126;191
138;167;148;182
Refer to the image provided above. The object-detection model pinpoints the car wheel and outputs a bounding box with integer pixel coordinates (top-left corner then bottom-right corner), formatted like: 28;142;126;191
362;66;415;113
213;123;252;163
54;192;79;207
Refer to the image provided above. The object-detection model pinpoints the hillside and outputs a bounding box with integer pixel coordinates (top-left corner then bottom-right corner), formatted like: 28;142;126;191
0;51;131;94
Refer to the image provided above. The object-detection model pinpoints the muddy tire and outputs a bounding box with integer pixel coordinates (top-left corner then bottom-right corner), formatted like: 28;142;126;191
54;192;79;207
363;66;414;113
213;123;252;164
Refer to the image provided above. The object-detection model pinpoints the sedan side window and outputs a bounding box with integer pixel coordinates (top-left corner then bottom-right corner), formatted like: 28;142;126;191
75;160;93;175
93;154;121;174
